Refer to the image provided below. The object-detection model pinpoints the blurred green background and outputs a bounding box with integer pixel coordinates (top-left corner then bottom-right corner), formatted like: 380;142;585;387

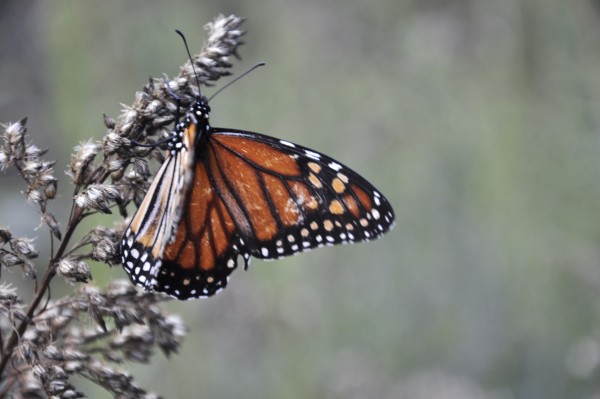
2;0;600;398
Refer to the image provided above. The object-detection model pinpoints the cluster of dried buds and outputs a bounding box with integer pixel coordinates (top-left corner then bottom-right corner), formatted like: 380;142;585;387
0;14;246;398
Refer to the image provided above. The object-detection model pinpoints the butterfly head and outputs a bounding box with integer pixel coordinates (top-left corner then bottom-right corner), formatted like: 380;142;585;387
187;97;211;129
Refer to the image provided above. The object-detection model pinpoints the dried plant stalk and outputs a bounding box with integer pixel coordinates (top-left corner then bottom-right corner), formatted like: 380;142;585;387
0;14;245;398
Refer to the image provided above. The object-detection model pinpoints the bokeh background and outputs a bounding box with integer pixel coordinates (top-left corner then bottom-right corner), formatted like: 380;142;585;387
2;0;600;398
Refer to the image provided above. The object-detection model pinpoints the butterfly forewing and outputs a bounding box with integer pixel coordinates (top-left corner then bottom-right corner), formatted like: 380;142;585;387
209;129;395;260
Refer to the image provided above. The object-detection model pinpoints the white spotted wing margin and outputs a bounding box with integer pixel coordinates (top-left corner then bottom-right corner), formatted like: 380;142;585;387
120;125;195;292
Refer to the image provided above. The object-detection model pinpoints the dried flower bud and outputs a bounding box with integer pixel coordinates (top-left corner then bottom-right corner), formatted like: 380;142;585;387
132;158;149;178
4;118;27;146
23;160;55;175
57;259;92;284
0;226;12;244
91;237;119;264
42;212;62;240
146;99;163;114
0;251;21;267
11;237;38;259
110;167;125;181
25;144;47;157
20;259;36;279
17;340;36;365
0;149;9;171
61;389;85;398
74;184;122;214
107;279;137;297
44;345;61;360
154;314;186;356
102;132;131;155
107;158;126;173
103;113;116;129
68;140;100;185
0;282;18;302
26;188;43;204
44;178;57;199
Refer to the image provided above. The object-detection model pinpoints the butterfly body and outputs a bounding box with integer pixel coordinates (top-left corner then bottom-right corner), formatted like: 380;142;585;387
121;96;395;299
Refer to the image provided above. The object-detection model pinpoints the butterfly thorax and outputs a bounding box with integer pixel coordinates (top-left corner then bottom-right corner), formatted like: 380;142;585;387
166;97;212;156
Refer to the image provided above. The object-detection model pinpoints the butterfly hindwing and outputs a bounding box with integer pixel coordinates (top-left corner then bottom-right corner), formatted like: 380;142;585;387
155;161;251;298
121;122;196;292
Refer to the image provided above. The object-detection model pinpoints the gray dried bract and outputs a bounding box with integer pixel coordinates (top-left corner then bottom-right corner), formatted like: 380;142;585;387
74;184;122;214
67;140;100;185
57;258;92;284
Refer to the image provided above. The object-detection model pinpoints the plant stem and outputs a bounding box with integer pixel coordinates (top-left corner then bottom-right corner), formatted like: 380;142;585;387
0;203;84;377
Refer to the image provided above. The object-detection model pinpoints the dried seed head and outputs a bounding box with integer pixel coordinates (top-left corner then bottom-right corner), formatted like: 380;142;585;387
91;236;119;264
0;251;21;267
25;144;47;157
26;188;43;204
102;132;131;155
0;149;9;172
74;184;122;214
0;282;18;302
68;140;100;185
42;212;62;240
57;258;92;284
154;314;186;356
11;237;38;259
4;118;27;146
107;158;127;173
132;158;150;177
103;113;116;129
20;259;36;280
0;226;12;244
44;178;57;199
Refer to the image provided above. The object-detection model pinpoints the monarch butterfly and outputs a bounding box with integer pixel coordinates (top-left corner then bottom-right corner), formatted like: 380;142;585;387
120;36;395;299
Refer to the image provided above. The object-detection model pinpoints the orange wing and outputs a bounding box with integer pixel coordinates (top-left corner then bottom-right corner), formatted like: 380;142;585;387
205;129;394;263
121;123;196;291
155;157;250;297
122;100;395;300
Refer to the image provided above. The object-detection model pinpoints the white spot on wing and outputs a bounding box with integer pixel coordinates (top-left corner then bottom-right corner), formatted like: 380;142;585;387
328;162;342;171
305;150;321;160
372;209;380;220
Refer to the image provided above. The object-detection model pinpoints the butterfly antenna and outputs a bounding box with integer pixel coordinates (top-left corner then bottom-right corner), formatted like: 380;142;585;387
207;62;266;102
175;29;202;95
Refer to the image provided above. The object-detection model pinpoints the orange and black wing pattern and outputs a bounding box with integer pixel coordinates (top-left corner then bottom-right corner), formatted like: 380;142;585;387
121;98;395;299
154;157;250;297
120;113;197;292
208;129;394;258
